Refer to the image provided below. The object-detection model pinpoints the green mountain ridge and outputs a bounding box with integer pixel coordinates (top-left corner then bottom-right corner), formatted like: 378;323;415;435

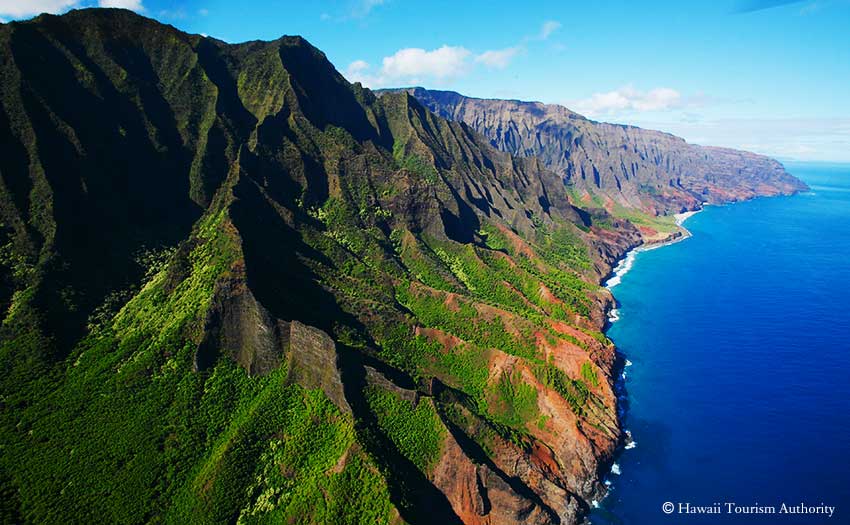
384;87;808;238
0;9;645;525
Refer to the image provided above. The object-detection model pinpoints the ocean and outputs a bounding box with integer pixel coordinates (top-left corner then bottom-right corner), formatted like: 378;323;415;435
590;162;850;525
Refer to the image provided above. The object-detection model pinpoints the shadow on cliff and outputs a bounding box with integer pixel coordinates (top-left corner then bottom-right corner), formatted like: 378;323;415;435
229;171;365;337
432;381;565;523
6;23;202;358
336;349;463;525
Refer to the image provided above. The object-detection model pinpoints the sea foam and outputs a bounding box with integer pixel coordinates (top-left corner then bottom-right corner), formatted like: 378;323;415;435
605;248;638;289
674;210;699;226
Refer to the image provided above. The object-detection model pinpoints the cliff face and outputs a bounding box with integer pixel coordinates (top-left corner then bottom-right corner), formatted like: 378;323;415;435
392;88;808;216
0;9;639;525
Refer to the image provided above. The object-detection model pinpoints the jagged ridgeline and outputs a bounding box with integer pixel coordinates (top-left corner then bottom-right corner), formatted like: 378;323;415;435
0;9;641;525
389;88;807;240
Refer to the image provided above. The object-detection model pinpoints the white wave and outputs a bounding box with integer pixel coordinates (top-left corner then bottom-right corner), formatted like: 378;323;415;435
607;308;620;323
625;440;637;450
674;209;701;226
620;371;627;380
592;500;600;508
604;480;612;487
625;359;633;367
611;463;622;475
604;248;638;289
810;185;850;193
640;241;667;252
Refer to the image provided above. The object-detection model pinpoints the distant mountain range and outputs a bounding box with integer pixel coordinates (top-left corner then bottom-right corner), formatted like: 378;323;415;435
0;9;806;525
384;87;806;225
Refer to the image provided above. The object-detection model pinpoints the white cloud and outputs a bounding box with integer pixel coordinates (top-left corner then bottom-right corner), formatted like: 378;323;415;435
475;46;521;69
539;20;561;40
352;0;386;18
572;86;683;117
347;23;555;88
345;59;385;87
347;46;474;87
628;117;850;162
382;45;470;80
0;0;78;17
99;0;144;10
345;59;371;78
198;8;209;16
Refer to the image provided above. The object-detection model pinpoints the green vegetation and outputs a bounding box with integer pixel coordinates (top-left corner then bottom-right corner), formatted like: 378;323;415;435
0;10;625;523
232;388;394;525
489;370;539;429
534;363;591;416
0;204;396;524
392;139;439;184
365;386;446;473
581;361;600;387
395;284;538;360
567;187;679;235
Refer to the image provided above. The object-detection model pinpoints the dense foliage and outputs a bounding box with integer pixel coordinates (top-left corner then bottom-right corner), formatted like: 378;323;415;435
0;9;631;524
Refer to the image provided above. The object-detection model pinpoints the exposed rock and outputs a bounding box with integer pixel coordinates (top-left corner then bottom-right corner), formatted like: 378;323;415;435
366;367;559;524
195;265;289;375
0;10;807;525
387;87;808;214
285;320;352;415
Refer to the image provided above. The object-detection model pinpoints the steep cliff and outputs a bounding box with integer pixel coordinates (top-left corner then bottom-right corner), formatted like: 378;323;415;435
0;9;640;524
390;88;808;223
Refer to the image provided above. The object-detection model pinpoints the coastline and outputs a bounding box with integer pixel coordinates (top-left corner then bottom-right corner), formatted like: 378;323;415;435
604;207;704;293
594;207;705;505
593;189;809;513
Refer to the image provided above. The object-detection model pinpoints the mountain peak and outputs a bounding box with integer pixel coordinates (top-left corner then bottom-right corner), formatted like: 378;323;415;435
401;87;807;221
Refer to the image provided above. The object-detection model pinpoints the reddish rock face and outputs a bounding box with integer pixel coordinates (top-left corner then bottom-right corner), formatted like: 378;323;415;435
2;11;810;525
394;87;808;214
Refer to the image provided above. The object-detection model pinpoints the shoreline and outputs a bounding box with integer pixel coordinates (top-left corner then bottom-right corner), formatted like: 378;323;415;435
603;207;704;293
590;188;811;518
595;207;705;503
587;192;802;516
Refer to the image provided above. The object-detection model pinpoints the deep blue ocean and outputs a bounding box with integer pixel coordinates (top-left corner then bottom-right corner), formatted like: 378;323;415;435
590;162;850;525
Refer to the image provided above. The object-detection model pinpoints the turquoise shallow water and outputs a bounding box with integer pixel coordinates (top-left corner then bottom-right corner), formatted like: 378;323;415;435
590;162;850;525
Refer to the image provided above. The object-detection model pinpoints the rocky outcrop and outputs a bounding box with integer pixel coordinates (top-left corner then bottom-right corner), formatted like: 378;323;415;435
196;264;289;375
365;367;562;525
388;88;808;215
0;10;734;525
285;321;352;414
195;254;352;413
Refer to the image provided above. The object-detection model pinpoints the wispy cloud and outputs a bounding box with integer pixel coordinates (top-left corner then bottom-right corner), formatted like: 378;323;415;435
0;0;79;18
351;0;387;18
538;20;561;39
99;0;144;10
475;46;522;69
346;45;473;87
629;116;850;161
572;85;684;117
735;0;805;12
157;7;191;19
320;0;390;22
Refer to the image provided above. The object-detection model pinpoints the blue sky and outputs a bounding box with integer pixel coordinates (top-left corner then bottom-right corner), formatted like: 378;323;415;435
3;0;850;161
